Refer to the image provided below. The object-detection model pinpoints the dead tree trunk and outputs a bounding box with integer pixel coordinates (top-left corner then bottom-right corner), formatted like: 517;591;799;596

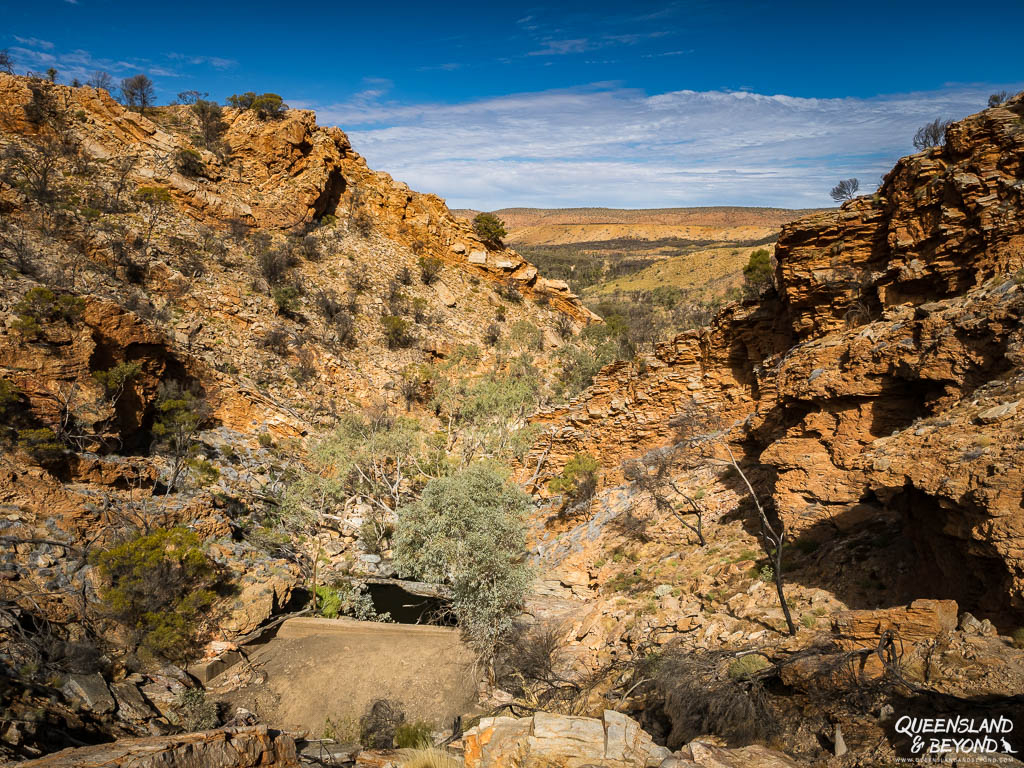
721;443;796;636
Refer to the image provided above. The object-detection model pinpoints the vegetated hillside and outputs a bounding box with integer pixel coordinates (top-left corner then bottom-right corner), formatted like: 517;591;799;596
0;72;607;758
455;206;817;345
518;91;1024;762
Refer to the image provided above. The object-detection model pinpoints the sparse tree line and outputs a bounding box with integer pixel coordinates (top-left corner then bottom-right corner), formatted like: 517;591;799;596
0;48;287;129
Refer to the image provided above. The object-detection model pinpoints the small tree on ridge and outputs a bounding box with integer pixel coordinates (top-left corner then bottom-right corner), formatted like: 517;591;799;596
912;118;951;151
473;212;507;245
120;74;155;113
829;178;859;203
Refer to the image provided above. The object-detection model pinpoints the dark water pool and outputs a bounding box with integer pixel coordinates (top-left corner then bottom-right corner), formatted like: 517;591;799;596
366;582;456;626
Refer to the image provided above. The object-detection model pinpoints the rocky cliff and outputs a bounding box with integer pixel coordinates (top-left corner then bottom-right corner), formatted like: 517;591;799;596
0;69;596;577
527;92;1024;624
0;72;596;758
507;94;1024;766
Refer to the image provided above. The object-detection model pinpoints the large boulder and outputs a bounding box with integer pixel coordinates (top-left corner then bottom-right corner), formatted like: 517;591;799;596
665;740;801;767
462;710;801;768
61;673;115;715
463;710;669;768
15;725;298;767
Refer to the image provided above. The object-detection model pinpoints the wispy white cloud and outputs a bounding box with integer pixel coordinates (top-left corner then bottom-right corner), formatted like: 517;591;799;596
418;62;462;72
6;44;238;87
604;31;670;45
309;83;1024;209
642;49;692;58
166;53;238;70
13;36;54;50
528;38;590;56
525;30;671;57
10;46;157;82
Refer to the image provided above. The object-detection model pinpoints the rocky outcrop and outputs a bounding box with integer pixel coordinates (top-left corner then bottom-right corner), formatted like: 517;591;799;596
0;72;605;759
15;726;298;768
0;69;602;652
778;599;1024;703
527;299;790;489
0;73;598;325
461;711;798;768
775;99;1024;339
527;92;1024;622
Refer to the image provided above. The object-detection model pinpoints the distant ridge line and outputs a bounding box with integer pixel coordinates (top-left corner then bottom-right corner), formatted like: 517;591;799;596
451;205;829;229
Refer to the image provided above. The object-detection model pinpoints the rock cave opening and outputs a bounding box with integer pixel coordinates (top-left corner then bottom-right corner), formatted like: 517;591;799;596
886;485;1020;629
312;168;346;222
365;581;456;626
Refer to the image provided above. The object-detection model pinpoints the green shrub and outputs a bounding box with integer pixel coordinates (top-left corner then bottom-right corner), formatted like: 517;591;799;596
553;315;635;400
394;721;433;749
186;457;219;486
395;463;532;659
228;92;287;119
175;148;204;177
989;91;1010;108
173;688;219;732
429;362;541;461
13;287;85;340
17;427;63;464
1012;628;1024;649
227;92;257;109
92;360;143;403
314;581;389;622
605;570;645;593
92;527;218;663
483;322;500;346
418;255;443;285
382;315;415;349
272;284;301;316
151;382;207;491
472;213;507;245
727;653;772;680
136;186;172;207
547;453;599;504
411;297;429;324
253;93;287;119
742;248;772;298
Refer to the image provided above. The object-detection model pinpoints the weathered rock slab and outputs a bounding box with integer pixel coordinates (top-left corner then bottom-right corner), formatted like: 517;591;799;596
15;726;298;767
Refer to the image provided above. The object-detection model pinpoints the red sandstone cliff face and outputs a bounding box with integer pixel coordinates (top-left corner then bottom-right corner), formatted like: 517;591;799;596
0;74;598;325
528;93;1024;620
0;71;603;651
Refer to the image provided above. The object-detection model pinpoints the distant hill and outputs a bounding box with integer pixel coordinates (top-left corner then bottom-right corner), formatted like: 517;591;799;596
453;206;822;334
450;206;825;247
450;205;825;230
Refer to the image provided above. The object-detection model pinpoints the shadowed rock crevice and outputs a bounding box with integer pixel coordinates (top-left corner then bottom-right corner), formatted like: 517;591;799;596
311;166;346;222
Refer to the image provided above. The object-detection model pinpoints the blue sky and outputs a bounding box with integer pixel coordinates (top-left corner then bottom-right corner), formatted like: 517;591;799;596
3;0;1022;209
